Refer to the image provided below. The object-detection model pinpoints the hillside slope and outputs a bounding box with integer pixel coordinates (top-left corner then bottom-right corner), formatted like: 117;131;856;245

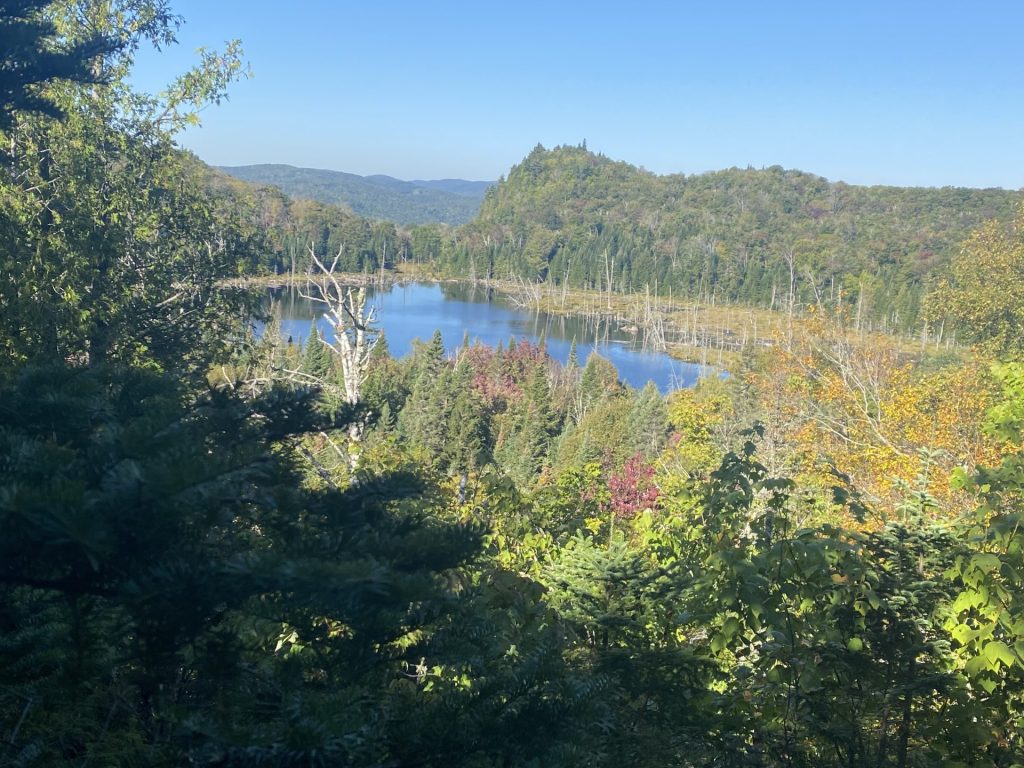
426;144;1021;330
219;164;491;226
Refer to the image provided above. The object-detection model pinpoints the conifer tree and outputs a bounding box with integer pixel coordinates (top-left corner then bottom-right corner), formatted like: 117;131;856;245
577;351;621;417
300;320;333;379
495;364;557;486
444;356;487;476
0;361;493;763
626;381;669;456
0;0;115;130
398;330;450;464
362;330;409;429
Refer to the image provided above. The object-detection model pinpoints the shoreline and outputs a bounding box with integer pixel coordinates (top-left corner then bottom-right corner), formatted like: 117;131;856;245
222;268;785;368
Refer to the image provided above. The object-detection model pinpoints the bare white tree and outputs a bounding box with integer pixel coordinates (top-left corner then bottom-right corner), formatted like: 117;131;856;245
300;245;380;467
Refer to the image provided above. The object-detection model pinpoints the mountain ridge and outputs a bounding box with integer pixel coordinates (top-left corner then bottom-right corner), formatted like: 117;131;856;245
218;163;493;226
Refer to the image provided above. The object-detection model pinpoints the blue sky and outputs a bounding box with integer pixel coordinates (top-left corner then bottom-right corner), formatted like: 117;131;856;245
131;1;1024;188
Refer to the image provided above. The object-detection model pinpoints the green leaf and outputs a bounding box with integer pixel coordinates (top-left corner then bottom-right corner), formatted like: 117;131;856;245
964;654;989;677
971;553;1002;574
984;640;1018;669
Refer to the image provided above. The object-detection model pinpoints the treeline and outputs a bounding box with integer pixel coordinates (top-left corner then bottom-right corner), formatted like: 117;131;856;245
412;144;1021;332
199;166;409;276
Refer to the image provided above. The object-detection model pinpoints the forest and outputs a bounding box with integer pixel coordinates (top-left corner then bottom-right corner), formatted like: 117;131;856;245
3;2;1024;767
421;143;1022;333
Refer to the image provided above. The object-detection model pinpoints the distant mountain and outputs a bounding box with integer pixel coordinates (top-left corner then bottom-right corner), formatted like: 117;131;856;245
407;178;494;198
217;164;493;226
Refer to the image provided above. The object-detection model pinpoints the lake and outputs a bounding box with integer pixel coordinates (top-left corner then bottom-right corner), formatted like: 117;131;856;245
271;282;709;392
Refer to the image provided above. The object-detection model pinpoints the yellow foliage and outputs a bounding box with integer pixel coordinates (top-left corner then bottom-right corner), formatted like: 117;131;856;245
659;381;732;478
927;204;1024;358
749;314;1003;524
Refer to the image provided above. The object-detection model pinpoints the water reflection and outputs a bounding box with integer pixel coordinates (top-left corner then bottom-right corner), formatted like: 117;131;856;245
271;282;709;392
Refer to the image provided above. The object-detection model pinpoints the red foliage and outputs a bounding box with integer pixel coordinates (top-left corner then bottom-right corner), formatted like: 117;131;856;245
459;339;550;411
608;454;659;519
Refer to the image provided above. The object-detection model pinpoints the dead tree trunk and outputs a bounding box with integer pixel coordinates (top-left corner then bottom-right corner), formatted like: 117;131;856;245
301;245;380;470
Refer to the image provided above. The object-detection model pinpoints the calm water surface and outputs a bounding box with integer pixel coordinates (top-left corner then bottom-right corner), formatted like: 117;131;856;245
272;282;709;392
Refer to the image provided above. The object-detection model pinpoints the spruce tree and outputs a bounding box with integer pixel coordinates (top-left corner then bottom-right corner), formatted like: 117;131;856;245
398;330;450;464
566;337;579;370
626;380;669;457
362;330;409;427
494;365;557;486
444;356;487;475
300;320;333;379
578;351;621;413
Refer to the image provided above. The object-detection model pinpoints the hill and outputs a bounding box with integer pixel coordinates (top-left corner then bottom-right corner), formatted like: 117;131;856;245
422;144;1022;331
218;164;492;226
